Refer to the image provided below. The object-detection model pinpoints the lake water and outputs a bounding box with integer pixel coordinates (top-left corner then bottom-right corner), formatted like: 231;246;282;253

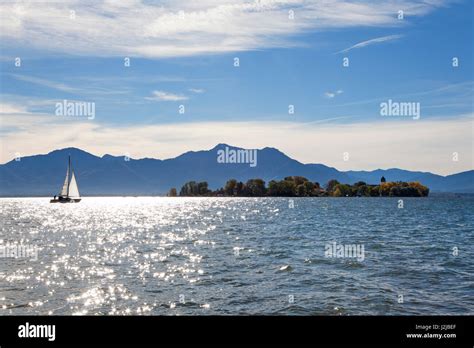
0;196;473;315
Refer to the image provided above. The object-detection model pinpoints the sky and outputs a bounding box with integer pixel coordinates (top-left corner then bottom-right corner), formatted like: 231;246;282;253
0;0;473;175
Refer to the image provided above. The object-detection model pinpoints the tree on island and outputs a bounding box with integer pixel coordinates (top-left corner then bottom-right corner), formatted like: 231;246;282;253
224;179;237;196
236;181;244;195
381;176;386;183
326;179;340;194
175;177;429;198
179;181;211;196
243;179;266;196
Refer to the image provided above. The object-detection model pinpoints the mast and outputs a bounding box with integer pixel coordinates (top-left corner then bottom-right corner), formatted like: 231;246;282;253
66;155;71;197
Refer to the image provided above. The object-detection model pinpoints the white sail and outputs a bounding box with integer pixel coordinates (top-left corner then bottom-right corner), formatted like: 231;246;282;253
68;172;80;198
59;166;69;197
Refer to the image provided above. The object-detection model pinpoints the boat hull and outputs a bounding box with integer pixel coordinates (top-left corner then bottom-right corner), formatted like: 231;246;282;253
50;197;81;203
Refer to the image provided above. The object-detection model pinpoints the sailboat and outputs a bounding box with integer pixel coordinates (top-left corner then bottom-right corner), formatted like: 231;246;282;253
50;156;81;203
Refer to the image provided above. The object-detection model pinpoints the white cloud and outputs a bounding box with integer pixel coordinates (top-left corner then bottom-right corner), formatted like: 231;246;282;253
8;74;130;96
324;90;344;98
1;110;472;175
189;88;205;94
145;90;188;102
0;102;28;114
0;1;445;58
10;74;80;93
337;34;403;54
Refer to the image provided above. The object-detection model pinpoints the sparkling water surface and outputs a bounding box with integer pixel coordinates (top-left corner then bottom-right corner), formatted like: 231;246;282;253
1;196;473;315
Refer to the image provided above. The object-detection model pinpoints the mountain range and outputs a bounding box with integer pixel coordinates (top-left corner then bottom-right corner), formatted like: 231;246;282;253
0;144;472;196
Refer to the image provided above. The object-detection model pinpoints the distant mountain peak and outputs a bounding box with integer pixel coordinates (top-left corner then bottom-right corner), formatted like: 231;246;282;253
211;143;243;150
48;147;97;157
52;147;87;152
211;143;286;154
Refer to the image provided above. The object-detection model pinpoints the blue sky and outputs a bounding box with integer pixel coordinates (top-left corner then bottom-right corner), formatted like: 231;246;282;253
0;0;472;174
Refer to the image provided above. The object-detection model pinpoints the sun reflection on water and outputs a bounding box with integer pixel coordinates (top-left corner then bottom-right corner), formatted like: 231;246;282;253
1;196;473;315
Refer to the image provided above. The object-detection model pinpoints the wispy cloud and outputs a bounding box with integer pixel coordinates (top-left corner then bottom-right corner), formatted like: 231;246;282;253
10;74;80;93
189;88;205;94
337;35;403;54
0;1;442;58
0;102;28;114
145;90;188;102
9;74;130;96
324;90;344;98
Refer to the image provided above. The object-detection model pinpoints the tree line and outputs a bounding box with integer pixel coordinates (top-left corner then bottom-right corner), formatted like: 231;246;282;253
169;176;429;197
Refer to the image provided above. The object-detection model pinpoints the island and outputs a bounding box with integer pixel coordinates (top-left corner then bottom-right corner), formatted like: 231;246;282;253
168;176;429;197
